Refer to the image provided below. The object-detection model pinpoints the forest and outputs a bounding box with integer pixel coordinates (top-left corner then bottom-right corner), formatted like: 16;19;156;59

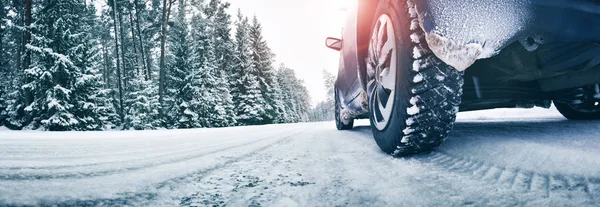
0;0;328;131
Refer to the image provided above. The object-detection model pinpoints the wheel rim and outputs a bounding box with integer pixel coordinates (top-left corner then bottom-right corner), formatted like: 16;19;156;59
565;85;600;113
568;100;600;113
367;14;397;130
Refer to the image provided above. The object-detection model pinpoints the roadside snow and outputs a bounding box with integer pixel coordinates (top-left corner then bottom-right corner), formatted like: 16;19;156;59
457;106;564;121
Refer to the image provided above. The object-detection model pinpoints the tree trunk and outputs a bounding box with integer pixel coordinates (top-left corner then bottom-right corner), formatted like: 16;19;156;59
112;0;125;121
134;0;151;81
118;8;129;92
158;0;174;120
101;38;111;87
23;0;31;72
129;12;140;75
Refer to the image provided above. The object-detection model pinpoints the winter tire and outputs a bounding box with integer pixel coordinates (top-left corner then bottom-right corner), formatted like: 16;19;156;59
554;86;600;120
366;0;463;156
335;88;354;130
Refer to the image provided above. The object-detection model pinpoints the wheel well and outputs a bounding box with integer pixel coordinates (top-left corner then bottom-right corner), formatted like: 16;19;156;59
356;0;378;89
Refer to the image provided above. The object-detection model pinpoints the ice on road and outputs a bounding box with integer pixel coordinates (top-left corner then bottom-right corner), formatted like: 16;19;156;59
1;107;599;206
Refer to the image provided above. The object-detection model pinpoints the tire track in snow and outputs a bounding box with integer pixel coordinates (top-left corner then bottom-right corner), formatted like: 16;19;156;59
179;125;380;207
2;131;301;207
0;132;302;181
426;151;600;202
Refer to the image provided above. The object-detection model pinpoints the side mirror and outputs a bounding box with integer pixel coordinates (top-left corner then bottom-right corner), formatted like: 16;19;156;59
325;37;343;51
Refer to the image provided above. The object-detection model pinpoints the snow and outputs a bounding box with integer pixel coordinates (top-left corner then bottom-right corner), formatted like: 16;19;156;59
412;73;423;83
407;105;420;115
7;10;16;18
425;32;494;71
25;44;77;69
412;46;424;59
405;118;415;126
1;107;599;206
418;0;531;71
410;33;421;44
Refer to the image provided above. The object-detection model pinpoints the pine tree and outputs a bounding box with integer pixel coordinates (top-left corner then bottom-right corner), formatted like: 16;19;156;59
309;70;336;122
167;0;203;129
231;11;264;125
248;16;284;124
0;0;9;125
71;4;119;130
276;64;312;123
124;70;161;130
202;0;235;126
1;0;24;128
4;1;100;130
237;64;266;125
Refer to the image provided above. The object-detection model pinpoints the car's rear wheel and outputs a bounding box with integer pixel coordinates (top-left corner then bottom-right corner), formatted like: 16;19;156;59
335;88;354;130
367;0;463;156
554;85;600;120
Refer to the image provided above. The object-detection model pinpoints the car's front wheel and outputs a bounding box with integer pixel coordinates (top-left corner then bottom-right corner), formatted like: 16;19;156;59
366;0;463;156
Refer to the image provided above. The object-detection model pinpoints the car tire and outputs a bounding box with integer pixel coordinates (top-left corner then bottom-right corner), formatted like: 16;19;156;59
554;101;600;120
335;88;354;130
366;0;463;156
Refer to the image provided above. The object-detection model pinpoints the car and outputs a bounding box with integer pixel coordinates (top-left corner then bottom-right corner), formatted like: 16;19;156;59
325;0;600;156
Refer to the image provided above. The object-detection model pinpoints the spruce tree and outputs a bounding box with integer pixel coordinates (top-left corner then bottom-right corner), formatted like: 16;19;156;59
5;1;94;130
168;0;203;129
71;4;119;130
248;16;284;124
203;0;235;126
0;0;8;125
4;1;119;131
124;69;161;130
276;64;312;123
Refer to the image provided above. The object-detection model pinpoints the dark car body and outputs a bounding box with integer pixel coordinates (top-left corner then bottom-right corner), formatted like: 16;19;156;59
336;0;600;118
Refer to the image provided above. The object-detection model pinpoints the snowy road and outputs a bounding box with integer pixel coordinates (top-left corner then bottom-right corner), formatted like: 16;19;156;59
1;108;600;206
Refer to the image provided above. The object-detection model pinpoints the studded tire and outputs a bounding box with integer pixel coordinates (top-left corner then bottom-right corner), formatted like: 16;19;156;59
555;102;600;120
366;0;463;156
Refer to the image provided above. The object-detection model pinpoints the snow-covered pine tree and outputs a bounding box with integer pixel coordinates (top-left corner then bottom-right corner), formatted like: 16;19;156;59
276;64;312;123
322;69;335;120
231;11;266;125
309;69;336;121
0;1;9;125
71;3;120;130
189;3;212;128
167;0;204;129
276;65;298;123
248;16;284;124
202;0;236;127
237;63;267;125
231;11;251;124
1;0;25;128
123;69;161;130
5;0;108;131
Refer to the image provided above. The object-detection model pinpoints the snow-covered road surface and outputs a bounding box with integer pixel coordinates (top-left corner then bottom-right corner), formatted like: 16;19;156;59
1;108;599;206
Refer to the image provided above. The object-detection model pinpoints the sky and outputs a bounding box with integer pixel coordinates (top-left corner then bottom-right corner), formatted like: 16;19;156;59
227;0;348;105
